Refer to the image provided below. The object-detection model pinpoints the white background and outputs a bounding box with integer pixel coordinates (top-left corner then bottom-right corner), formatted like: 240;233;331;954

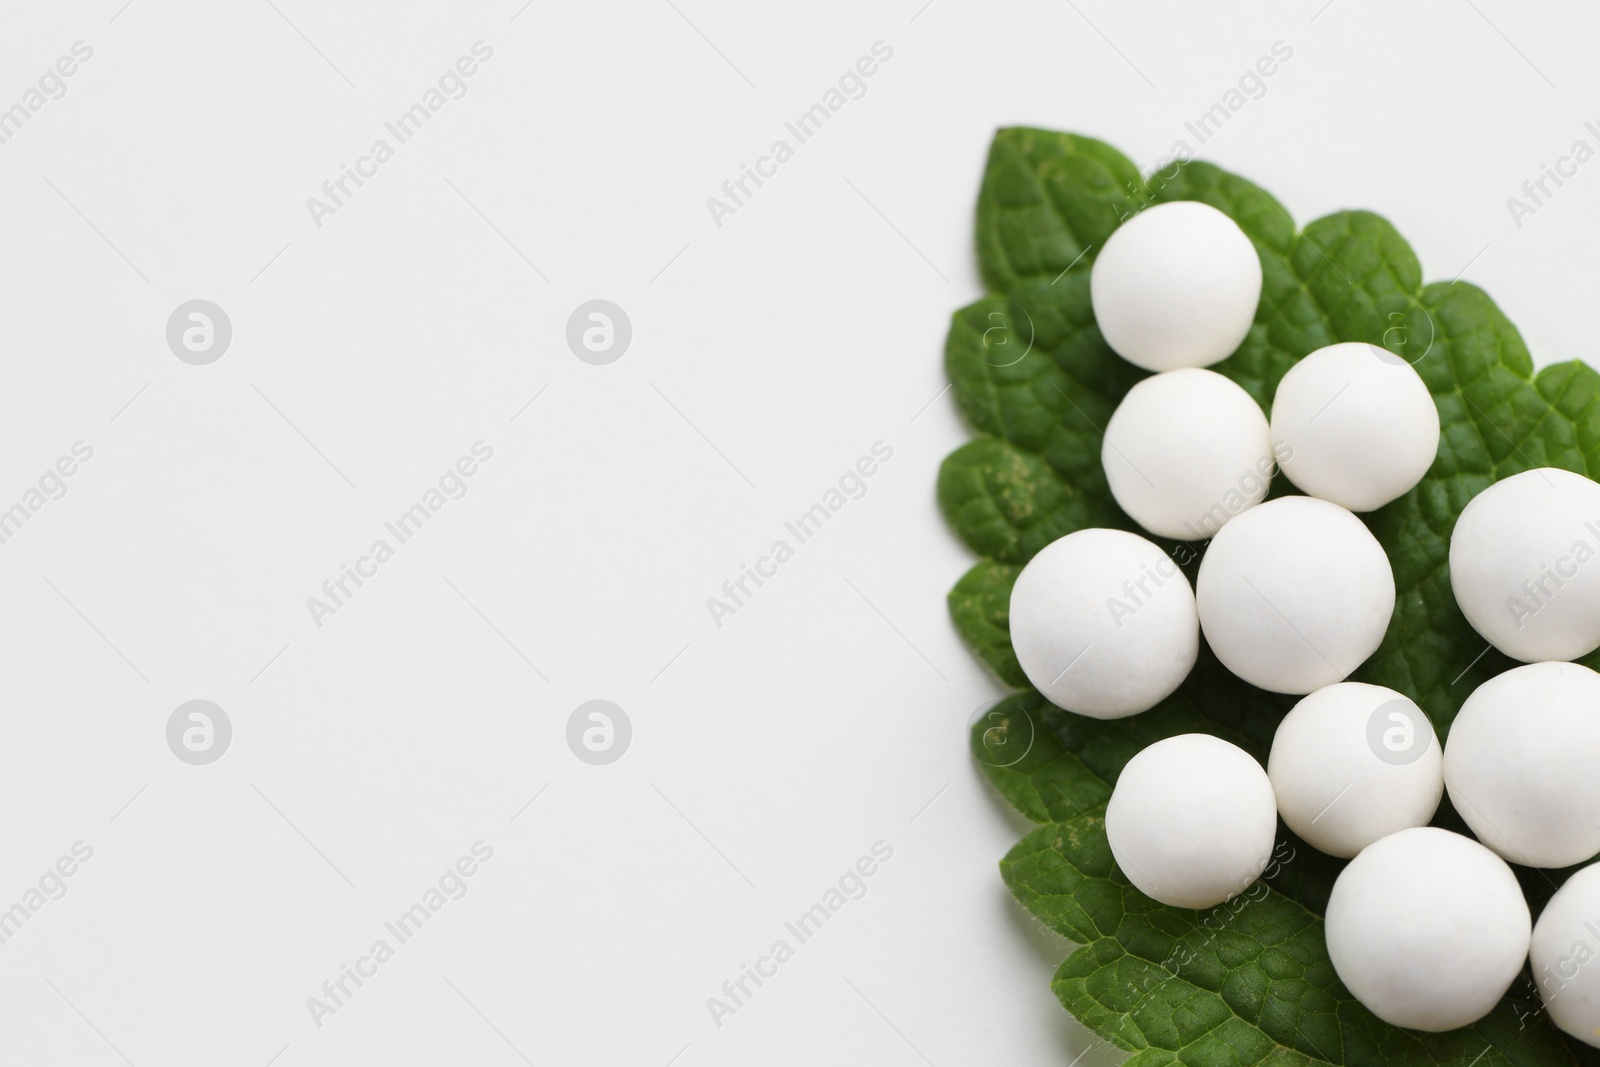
0;1;1594;1064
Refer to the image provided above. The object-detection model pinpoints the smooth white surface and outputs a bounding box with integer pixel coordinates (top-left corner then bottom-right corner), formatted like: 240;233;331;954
1009;528;1197;717
1450;467;1600;663
1197;496;1395;693
1325;827;1530;1033
1271;342;1440;512
1531;862;1600;1049
2;1;1598;1064
1267;683;1442;858
1090;201;1262;371
1445;661;1600;868
1105;734;1276;909
1103;368;1274;539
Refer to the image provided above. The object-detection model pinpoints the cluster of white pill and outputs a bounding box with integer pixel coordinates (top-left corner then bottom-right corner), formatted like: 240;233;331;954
1012;200;1431;715
1006;199;1600;1042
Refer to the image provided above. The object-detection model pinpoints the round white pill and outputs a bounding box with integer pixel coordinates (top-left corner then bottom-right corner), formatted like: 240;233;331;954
1102;368;1275;540
1449;467;1600;662
1325;826;1530;1032
1105;733;1277;909
1196;496;1395;694
1531;862;1600;1048
1267;683;1442;858
1090;200;1263;372
1271;342;1440;512
1009;528;1197;718
1444;660;1600;869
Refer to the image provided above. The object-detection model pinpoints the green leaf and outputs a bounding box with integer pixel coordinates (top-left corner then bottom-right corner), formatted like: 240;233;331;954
1006;816;1562;1067
972;701;1562;1066
948;561;1026;687
948;128;1600;1063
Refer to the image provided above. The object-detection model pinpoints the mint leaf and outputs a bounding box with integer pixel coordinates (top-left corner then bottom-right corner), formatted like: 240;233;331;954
973;696;1562;1065
948;561;1026;688
948;128;1600;1064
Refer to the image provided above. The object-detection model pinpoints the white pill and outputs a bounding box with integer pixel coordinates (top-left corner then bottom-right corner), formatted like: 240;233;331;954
1444;660;1600;868
1449;467;1600;662
1196;496;1395;694
1271;342;1440;512
1102;368;1276;540
1530;862;1600;1048
1325;827;1530;1032
1105;733;1277;909
1009;528;1197;718
1090;201;1263;372
1267;683;1442;858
